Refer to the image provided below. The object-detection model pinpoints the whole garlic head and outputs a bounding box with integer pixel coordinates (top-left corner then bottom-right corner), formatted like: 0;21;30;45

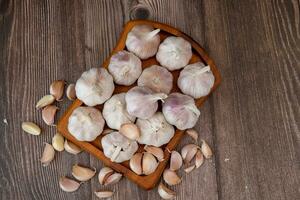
108;50;142;86
136;112;175;147
126;25;160;59
156;36;192;71
68;106;105;141
75;68;114;106
137;65;173;94
101;131;138;163
162;93;200;130
103;93;136;130
178;62;215;98
125;86;168;119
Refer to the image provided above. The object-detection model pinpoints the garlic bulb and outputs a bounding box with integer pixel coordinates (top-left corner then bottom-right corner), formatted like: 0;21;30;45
103;93;136;130
178;62;215;98
101;131;138;163
156;36;192;71
125;86;167;119
108;50;142;86
137;65;173;94
75;68;114;106
136;112;175;147
126;25;160;59
68;106;104;141
162;93;200;130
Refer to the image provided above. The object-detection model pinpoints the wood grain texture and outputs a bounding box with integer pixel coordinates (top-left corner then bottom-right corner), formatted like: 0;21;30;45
0;0;299;200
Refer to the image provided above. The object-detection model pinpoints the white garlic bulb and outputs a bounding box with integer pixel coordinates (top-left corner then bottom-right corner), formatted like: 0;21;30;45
137;65;173;94
75;68;114;106
162;93;200;130
136;112;175;147
126;25;160;59
156;36;192;71
178;62;215;98
108;50;142;86
103;93;136;130
68;106;105;141
101;131;138;163
125;86;168;119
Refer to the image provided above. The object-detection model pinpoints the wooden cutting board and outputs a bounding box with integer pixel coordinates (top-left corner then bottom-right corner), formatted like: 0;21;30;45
57;19;221;190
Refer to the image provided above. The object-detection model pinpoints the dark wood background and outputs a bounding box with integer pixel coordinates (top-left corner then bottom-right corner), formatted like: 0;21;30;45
0;0;299;199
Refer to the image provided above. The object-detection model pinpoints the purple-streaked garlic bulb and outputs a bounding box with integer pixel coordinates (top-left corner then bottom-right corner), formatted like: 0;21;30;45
108;50;142;86
162;93;200;130
137;65;173;94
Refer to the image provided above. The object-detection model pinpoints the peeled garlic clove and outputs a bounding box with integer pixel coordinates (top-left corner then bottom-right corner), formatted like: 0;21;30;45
162;93;200;130
119;123;140;141
186;129;198;141
108;50;142;86
169;151;182;171
142;152;159;175
22;122;41;135
72;164;96;181
158;183;176;200
156;36;192;71
75;68;114;106
125;86;167;119
36;95;55;109
181;144;199;164
144;145;164;162
52;133;64;151
178;62;215;98
98;167;114;185
126;25;160;59
195;149;204;168
40;143;55;166
184;165;195;173
104;173;122;186
66;83;76;100
163;169;181;186
42;105;59;125
201;140;213;159
50;80;65;101
137;65;173;94
64;140;82;154
59;176;80;192
94;190;114;199
129;153;143;175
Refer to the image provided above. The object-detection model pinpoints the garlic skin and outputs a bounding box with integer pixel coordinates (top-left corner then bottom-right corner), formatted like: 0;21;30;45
137;65;173;94
103;93;136;130
136;112;175;147
68;106;104;141
162;93;200;130
75;68;114;106
101;131;138;163
178;62;215;98
156;36;192;71
125;86;167;119
108;50;142;86
126;25;160;59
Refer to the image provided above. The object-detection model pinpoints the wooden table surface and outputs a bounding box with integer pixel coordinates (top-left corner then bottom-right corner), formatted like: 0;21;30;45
0;0;299;199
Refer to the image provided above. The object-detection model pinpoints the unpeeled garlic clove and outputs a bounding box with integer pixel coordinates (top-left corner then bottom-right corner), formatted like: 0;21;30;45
22;122;41;135
119;123;140;141
36;94;55;109
169;151;182;171
72;164;96;181
50;80;65;101
129;153;143;175
40;143;55;166
195;149;204;168
184;165;195;173
42;105;59;125
94;190;114;199
163;169;181;186
142;152;158;175
104;172;122;186
201;140;213;159
59;176;80;192
52;133;64;151
144;145;164;162
181;144;199;164
158;182;176;199
64;140;82;154
186;129;198;141
98;167;114;185
66;83;76;100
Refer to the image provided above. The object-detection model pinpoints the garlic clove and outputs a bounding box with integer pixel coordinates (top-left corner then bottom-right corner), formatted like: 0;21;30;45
66;83;76;100
94;190;114;199
102;128;114;135
36;95;55;109
59;176;80;192
22;122;41;135
144;145;164;162
40;143;55;166
163;169;181;186
104;172;122;186
129;153;143;175
195;149;204;168
119;123;140;141
169;151;182;171
142;152;159;175
181;144;199;164
52;133;64;151
184;165;195;173
186;129;198;141
72;164;96;181
42;105;59;125
64;140;82;154
158;182;176;200
50;80;65;101
201;140;213;159
98;167;114;185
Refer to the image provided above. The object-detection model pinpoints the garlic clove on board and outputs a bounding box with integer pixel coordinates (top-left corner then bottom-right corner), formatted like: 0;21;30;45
158;182;176;200
42;105;59;125
72;164;96;181
94;190;114;199
119;122;140;141
52;133;64;152
59;176;81;192
129;153;143;175
50;80;65;101
169;151;182;171
181;144;199;164
66;83;76;100
40;143;55;166
142;152;159;175
184;165;195;173
64;140;82;154
36;95;55;109
195;149;204;168
144;145;164;162
186;129;199;141
104;173;122;186
98;167;114;185
22;122;41;135
163;169;181;186
201;139;213;159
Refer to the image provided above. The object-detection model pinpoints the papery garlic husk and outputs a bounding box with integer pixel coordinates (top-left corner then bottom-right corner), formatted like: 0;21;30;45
163;169;181;186
64;140;82;154
201;139;213;159
40;143;55;166
144;145;164;162
98;167;114;185
142;152;159;175
101;131;138;163
50;80;65;101
137;65;173;94
170;151;182;171
75;67;114;106
184;165;195;173
66;83;76;100
104;172;123;186
136;112;175;147
42;105;59;125
52;133;64;152
72;164;96;181
22;122;41;135
68;106;104;141
126;25;160;59
36;94;55;109
125;86;167;119
186;129;199;141
156;36;192;71
103;93;136;130
94;191;114;199
162;93;200;130
158;183;176;200
181;144;199;164
119;123;140;141
108;50;142;86
195;149;204;168
59;176;80;192
178;62;215;98
129;153;143;175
